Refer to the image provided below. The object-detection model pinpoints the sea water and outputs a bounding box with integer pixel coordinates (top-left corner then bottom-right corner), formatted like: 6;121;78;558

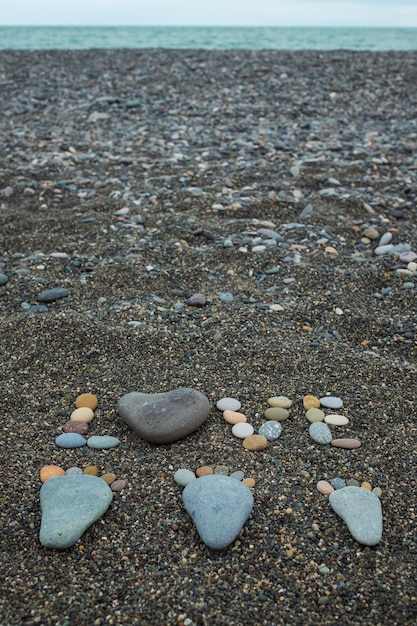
0;26;416;50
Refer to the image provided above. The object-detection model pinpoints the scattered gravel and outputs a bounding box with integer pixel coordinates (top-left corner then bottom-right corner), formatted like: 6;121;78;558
1;48;416;626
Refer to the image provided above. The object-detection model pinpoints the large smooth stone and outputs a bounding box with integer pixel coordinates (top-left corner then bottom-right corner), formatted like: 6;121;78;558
118;387;210;444
329;486;382;546
39;475;113;549
182;475;254;550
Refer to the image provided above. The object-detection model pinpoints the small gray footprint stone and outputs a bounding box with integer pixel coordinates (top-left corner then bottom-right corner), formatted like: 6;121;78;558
118;387;210;444
329;486;382;546
182;474;254;550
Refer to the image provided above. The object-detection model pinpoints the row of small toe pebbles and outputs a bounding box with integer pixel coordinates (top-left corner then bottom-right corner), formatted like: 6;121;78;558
40;393;126;493
39;463;127;492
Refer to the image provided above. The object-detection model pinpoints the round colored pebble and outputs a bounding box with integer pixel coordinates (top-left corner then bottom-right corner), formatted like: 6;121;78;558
320;396;343;409
373;487;382;498
306;408;325;423
65;466;83;475
63;420;89;434
55;433;86;448
361;481;372;491
223;410;247;425
267;395;292;408
242;434;268;451
324;414;349;426
264;407;289;421
331;477;347;490
196;465;214;477
242;477;255;488
84;465;99;476
230;470;244;481
70;407;94;423
316;480;334;495
111;479;127;492
100;472;117;485
331;438;361;449
75;393;98;410
303;395;320;409
216;397;241;411
308;422;332;444
346;478;360;487
258;420;282;440
40;465;65;483
87;435;120;449
232;422;254;439
174;468;196;486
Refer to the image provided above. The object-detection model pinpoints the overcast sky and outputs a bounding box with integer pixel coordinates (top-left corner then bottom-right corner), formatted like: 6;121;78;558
1;0;416;28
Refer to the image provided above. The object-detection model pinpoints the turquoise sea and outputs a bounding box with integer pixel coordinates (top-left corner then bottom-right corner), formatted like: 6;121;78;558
0;26;416;50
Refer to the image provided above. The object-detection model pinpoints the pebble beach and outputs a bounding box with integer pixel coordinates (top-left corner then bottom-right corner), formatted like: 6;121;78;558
1;48;416;625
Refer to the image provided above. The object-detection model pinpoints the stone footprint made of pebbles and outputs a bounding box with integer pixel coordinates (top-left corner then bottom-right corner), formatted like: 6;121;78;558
39;393;126;549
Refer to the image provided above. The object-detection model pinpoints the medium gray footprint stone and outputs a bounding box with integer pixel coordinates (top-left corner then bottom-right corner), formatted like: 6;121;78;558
40;475;113;549
118;387;210;444
329;486;382;546
182;474;254;550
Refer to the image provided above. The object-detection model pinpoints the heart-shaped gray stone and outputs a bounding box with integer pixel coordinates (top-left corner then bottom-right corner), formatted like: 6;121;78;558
118;387;210;444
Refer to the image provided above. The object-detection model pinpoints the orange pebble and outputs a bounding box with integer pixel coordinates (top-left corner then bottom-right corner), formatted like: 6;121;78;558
70;407;94;423
223;410;247;425
40;465;65;483
242;478;256;488
75;393;98;410
196;465;214;477
361;481;372;491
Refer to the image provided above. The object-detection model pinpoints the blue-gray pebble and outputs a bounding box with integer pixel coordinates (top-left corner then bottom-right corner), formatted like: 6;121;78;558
39;475;113;548
183;475;254;550
258;421;282;440
331;477;347;490
55;433;86;448
309;422;332;444
0;273;9;286
87;436;120;449
37;287;71;303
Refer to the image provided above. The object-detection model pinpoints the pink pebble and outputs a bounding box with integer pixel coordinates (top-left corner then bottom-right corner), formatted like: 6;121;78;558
63;420;89;434
317;480;334;495
223;410;247;425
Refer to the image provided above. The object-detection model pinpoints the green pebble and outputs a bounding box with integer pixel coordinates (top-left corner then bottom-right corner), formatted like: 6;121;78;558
264;407;289;421
306;408;325;423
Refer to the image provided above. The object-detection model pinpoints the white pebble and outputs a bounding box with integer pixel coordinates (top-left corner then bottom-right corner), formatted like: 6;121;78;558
216;397;241;412
320;396;343;409
324;414;349;426
232;423;254;439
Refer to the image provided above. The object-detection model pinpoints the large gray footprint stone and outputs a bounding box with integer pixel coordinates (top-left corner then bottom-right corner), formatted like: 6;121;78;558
183;474;254;550
118;387;211;444
40;475;113;549
329;486;383;546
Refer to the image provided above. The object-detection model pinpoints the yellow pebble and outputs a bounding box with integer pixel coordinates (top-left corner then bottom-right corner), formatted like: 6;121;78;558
84;465;99;476
267;396;292;408
70;407;94;423
40;465;65;483
303;395;320;409
100;472;116;485
75;393;98;410
361;481;372;491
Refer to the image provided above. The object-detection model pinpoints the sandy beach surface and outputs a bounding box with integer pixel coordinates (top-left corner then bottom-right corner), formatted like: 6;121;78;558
0;49;416;625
